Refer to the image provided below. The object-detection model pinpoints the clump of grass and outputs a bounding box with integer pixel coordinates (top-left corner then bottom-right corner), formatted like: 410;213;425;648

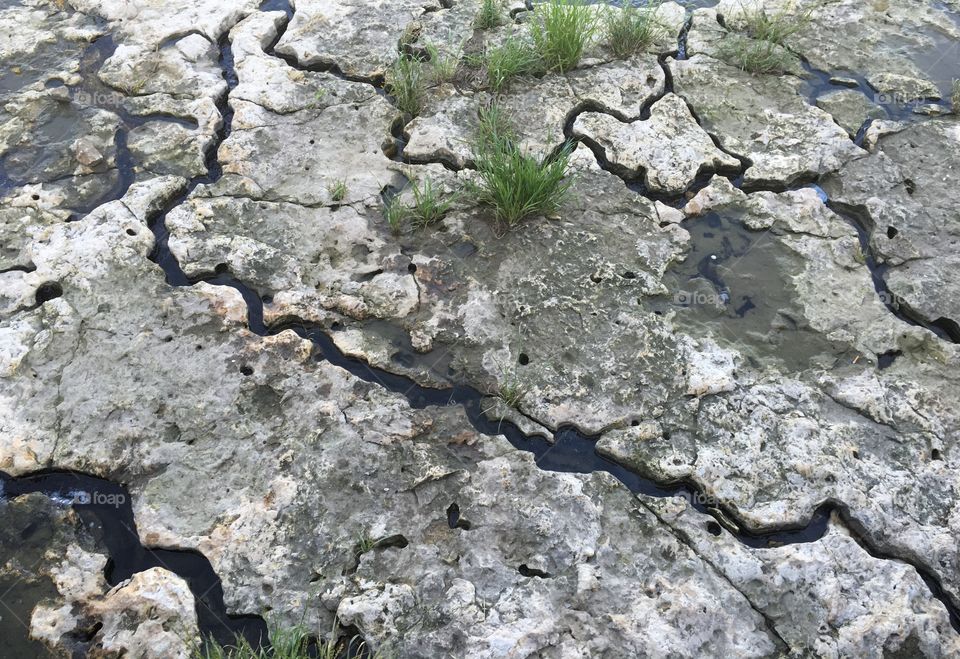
328;180;347;202
386;55;427;116
471;105;574;230
498;377;529;409
718;3;810;74
738;4;811;45
718;35;793;74
475;0;504;29
356;531;376;556
193;620;386;659
408;177;456;229
604;1;665;58
383;195;409;234
382;179;456;232
481;37;542;92
530;0;600;72
425;42;460;84
952;79;959;110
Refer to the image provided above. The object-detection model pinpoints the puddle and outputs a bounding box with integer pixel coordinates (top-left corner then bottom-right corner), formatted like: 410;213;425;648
651;210;858;372
0;495;66;659
1;472;267;650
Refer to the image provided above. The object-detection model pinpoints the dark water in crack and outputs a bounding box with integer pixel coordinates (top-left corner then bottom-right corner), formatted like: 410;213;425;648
0;472;268;651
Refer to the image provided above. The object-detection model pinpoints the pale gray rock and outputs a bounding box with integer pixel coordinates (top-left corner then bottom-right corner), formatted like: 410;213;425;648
816;89;888;137
823;119;960;333
670;54;863;187
275;0;444;80
573;93;740;194
646;496;960;658
715;0;960;101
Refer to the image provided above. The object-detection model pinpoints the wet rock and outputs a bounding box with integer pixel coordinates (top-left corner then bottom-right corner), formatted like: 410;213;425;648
565;54;666;120
167;194;417;321
669;54;863;187
98;34;226;102
71;0;259;47
646;497;960;657
573;93;740;194
128;120;211;178
823;119;960;333
815;89;888;138
721;0;960;102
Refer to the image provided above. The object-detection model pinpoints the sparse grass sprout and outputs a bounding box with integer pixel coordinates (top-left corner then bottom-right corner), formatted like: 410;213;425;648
328;180;347;202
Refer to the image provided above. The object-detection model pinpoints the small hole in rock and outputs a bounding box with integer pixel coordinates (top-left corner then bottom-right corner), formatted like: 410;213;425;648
886;226;899;239
214;263;229;275
35;282;63;305
706;522;722;536
407;263;417;273
261;294;273;304
240;365;253;376
932;449;943;461
631;420;640;427
126;228;136;236
31;194;40;201
518;353;530;366
621;271;637;279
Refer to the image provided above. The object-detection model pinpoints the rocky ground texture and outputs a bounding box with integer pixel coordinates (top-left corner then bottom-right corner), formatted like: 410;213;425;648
2;0;960;657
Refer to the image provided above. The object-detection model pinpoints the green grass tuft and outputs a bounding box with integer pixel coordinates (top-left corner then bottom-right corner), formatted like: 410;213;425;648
424;42;461;84
356;531;376;556
717;35;793;74
530;0;600;72
718;3;810;74
498;377;529;409
481;37;542;92
604;1;665;58
408;177;456;229
737;4;811;45
382;179;456;233
471;105;574;230
383;195;409;234
192;620;387;659
386;56;427;116
475;0;504;29
328;180;347;202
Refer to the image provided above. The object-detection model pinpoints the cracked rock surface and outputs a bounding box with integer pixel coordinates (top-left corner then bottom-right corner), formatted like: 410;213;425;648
3;0;960;657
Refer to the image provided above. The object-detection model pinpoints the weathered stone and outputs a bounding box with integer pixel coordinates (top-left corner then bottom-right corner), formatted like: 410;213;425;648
823;119;960;333
670;54;863;187
816;89;888;137
573;93;740;194
275;0;443;80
